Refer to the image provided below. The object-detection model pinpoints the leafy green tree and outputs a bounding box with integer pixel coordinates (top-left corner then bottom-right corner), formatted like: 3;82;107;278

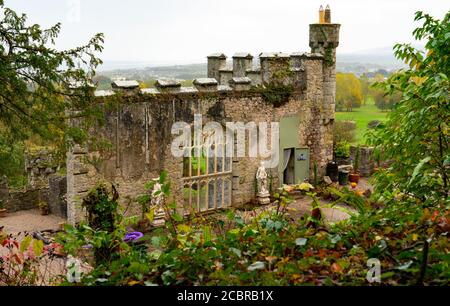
370;86;400;111
336;73;363;111
0;0;104;180
368;11;449;203
359;74;370;105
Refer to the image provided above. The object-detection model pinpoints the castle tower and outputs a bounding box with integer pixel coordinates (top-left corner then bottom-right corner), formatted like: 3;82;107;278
309;5;340;119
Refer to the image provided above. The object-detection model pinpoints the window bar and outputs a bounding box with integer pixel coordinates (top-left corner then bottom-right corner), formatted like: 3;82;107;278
189;182;192;211
197;181;200;213
188;147;192;178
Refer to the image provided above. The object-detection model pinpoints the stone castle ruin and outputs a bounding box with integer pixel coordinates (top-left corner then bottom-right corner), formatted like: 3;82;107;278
67;8;340;224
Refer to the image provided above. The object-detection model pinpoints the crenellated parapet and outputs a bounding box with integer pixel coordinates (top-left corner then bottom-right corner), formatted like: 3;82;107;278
206;51;328;90
100;50;331;99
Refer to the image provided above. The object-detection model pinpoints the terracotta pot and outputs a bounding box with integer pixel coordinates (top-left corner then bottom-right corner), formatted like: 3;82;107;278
0;208;7;218
349;173;360;184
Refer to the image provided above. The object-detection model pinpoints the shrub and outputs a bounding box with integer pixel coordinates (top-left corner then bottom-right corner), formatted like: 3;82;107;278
334;141;351;158
0;234;65;285
334;120;356;144
58;183;127;267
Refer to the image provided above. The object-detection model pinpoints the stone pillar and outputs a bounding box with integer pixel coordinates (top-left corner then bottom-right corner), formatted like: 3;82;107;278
66;143;89;225
290;52;307;91
219;69;233;86
246;69;262;86
155;79;182;93
232;53;253;77
193;78;218;92
207;53;227;82
229;77;252;91
111;80;140;95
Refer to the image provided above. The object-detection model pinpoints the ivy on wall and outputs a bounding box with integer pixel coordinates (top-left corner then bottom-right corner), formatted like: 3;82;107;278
252;59;294;107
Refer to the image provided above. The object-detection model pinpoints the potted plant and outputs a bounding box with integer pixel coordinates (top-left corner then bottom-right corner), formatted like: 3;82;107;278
0;200;7;218
37;201;49;215
334;141;351;165
349;147;360;184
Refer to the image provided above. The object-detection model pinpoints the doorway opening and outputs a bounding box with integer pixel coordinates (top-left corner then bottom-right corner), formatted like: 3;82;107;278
283;148;295;185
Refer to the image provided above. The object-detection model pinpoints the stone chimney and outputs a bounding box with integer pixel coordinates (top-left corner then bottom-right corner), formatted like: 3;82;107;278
324;5;331;23
310;6;340;120
319;5;325;24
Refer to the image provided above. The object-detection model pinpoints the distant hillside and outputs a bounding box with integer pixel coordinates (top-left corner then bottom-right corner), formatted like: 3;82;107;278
99;63;207;84
95;46;422;88
337;47;405;69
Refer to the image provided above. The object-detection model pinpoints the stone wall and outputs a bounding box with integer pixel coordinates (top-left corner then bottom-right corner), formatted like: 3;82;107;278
48;175;67;218
66;19;340;225
25;150;59;188
0;187;49;213
350;146;375;177
0;175;67;216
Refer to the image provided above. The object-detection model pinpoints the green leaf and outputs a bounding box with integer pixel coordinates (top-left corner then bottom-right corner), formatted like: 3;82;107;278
443;155;450;166
408;156;431;186
146;208;155;222
295;238;308;246
381;271;395;279
330;234;342;244
20;235;33;252
203;226;212;243
229;247;242;257
167;201;177;209
33;239;44;257
151;236;161;247
396;260;413;271
148;250;162;260
172;213;183;222
226;210;235;220
247;261;265;271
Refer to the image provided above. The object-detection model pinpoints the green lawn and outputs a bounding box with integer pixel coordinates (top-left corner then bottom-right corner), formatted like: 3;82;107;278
335;98;389;144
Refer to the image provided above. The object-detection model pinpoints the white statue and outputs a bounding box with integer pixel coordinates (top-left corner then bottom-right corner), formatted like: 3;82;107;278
256;161;269;197
151;181;164;206
151;180;166;221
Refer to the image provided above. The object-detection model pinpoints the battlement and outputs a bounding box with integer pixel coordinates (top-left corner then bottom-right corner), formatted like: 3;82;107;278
207;51;327;88
101;51;330;98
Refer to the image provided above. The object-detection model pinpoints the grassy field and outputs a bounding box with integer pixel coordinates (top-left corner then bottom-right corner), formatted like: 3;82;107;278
335;98;389;144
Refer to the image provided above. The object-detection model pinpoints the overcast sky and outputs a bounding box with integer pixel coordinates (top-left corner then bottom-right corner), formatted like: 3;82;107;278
4;0;449;64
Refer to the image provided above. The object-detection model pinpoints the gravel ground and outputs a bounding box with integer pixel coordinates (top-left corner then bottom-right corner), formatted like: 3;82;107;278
236;197;355;225
0;209;64;235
